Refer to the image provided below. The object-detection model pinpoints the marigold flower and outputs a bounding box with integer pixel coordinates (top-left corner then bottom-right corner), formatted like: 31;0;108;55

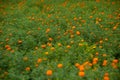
25;67;30;71
46;70;52;76
78;71;85;77
57;64;63;68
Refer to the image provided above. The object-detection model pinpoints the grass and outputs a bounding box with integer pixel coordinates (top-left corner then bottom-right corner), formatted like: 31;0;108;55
0;0;120;80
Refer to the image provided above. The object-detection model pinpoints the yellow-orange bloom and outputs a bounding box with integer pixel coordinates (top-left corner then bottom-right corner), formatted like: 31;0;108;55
78;71;85;77
46;70;52;76
37;58;42;63
57;64;63;68
25;67;30;71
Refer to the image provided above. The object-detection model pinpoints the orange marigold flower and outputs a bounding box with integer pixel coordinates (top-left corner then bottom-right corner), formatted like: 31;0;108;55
46;70;52;76
7;47;11;51
37;58;42;63
73;17;77;21
104;72;109;77
76;31;81;35
25;67;30;71
41;44;46;49
95;52;99;56
113;59;118;63
66;45;71;49
58;43;62;47
5;45;10;49
104;76;109;80
89;16;93;18
72;26;76;29
46;28;50;33
48;37;53;41
47;42;52;46
75;63;80;68
93;58;98;62
93;61;97;65
78;71;85;77
57;64;63;68
102;60;107;66
79;65;84;71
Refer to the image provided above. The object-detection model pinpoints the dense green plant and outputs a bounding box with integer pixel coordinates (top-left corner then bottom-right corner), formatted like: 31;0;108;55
0;0;120;80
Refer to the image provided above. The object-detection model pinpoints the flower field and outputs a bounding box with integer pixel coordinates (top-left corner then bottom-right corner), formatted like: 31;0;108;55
0;0;120;80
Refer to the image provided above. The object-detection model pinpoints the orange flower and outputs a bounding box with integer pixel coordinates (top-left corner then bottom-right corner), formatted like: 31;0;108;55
93;58;98;62
46;28;50;33
89;16;93;18
57;64;63;68
111;63;118;69
96;0;100;3
66;45;71;49
78;71;85;77
104;76;109;80
41;44;46;49
25;67;30;71
81;20;86;23
113;26;117;30
75;63;80;68
83;61;89;66
99;40;103;44
79;65;84;71
73;17;77;21
48;37;53;41
76;31;81;35
95;52;99;56
113;59;118;63
37;58;42;63
72;26;76;29
46;70;52;76
5;45;10;49
88;63;92;66
7;47;11;51
112;2;115;5
47;42;52;46
58;43;62;47
104;72;109;77
92;58;98;65
102;60;107;66
92;61;97;65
